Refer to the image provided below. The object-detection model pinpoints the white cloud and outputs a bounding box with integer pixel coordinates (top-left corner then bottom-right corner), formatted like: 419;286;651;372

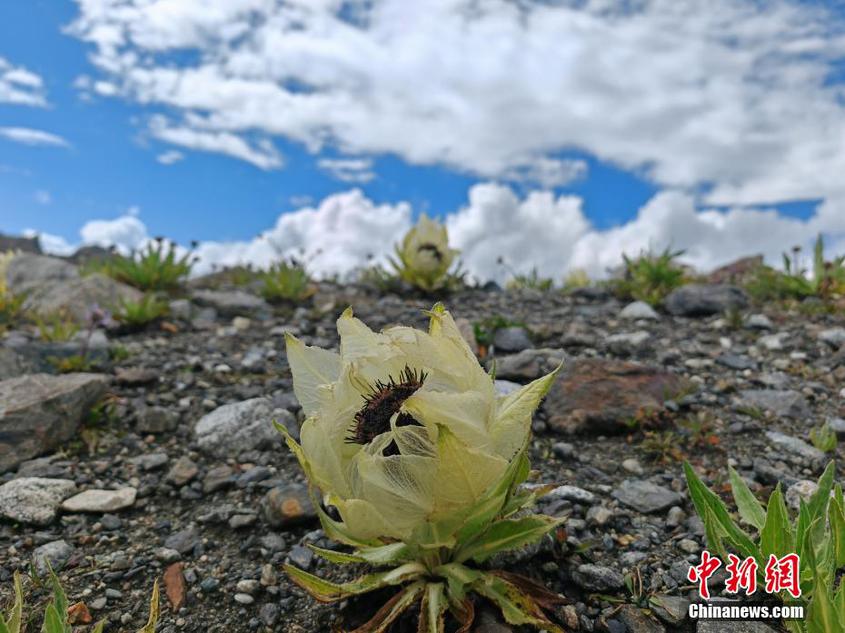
317;157;376;183
34;190;52;205
148;115;282;169
67;0;845;210
156;149;184;165
34;185;845;285
0;57;47;107
0;127;70;148
192;189;411;276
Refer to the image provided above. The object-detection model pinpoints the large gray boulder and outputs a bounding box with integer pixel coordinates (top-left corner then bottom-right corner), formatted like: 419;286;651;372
663;283;748;317
5;254;141;324
0;373;109;472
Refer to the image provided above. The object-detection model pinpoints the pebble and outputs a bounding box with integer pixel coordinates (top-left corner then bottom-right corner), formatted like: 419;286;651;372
0;477;76;525
572;564;625;591
619;301;659;320
33;539;74;575
612;479;683;514
234;593;254;605
61;487;137;513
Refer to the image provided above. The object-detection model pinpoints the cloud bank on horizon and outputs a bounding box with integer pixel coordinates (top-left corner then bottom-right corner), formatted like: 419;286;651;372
7;0;845;280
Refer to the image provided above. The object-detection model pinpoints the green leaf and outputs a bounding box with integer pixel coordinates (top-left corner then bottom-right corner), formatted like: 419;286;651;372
46;568;68;632
470;572;564;633
417;583;447;633
500;483;558;518
283;562;426;603
456;515;564;564
41;605;64;633
683;462;761;561
2;571;23;633
806;580;836;633
728;465;766;531
760;484;794;561
434;563;483;604
834;577;845;622
307;542;415;566
136;580;160;633
830;485;845;568
806;462;836;543
91;623;105;633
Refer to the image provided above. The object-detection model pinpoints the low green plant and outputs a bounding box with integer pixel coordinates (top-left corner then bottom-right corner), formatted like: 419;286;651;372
810;422;837;453
472;315;527;352
47;354;93;374
36;311;80;343
92;239;192;292
114;293;169;329
0;251;25;332
260;260;314;303
613;247;687;306
1;566;159;633
561;268;591;293
746;235;845;303
506;267;553;292
684;461;845;632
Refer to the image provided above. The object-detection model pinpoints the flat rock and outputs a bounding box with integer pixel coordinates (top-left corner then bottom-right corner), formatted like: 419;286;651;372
620;301;659;320
166;456;199;487
6;253;78;295
663;284;748;317
571;564;625;591
612;479;683;514
191;289;269;317
493;348;565;381
736;389;809;418
195;398;281;458
0;373;109;473
545;358;690;434
765;431;825;464
0;477;77;525
61;487;137;513
818;327;845;348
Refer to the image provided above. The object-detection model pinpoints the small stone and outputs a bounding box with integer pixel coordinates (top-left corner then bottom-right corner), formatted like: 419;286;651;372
678;538;699;554
552;442;575;459
155;548;182;563
261;484;317;528
621;458;644;474
785;480;820;512
616;604;666;633
234;593;254;605
61;487;137;513
737;390;809;419
492;327;533;353
607;331;651;354
166;457;199;487
572;564;625;591
236;579;260;595
136;406;178;434
0;477;77;525
620;301;659;320
666;506;686;528
586;505;613;526
202;465;235;493
195;398;281;458
663;284;748;317
259;603;280;627
89;597;107;611
130;452;169;471
548;484;595;505
287;545;314;570
229;514;257;529
650;595;690;626
745;314;773;330
164;526;200;555
232;316;252;331
612;479;683;514
33;539;74;575
200;578;220;593
758;333;786;351
260;564;277;587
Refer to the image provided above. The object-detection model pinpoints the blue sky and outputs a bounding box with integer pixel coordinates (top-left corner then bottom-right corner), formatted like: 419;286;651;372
0;0;842;280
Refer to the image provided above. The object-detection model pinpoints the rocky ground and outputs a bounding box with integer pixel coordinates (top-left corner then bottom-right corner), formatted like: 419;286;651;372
1;252;844;633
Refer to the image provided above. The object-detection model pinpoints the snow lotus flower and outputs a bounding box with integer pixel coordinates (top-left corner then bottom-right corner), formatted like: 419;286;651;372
390;214;460;291
277;304;566;632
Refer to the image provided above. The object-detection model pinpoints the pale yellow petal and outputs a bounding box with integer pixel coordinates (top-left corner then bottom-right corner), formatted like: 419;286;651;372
337;307;392;361
402;390;492;452
429;427;508;521
331;496;401;541
300;417;352;497
490;367;559;459
285;332;341;417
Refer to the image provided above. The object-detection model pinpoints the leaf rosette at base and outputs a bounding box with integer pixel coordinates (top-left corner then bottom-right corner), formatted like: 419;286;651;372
277;303;567;632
